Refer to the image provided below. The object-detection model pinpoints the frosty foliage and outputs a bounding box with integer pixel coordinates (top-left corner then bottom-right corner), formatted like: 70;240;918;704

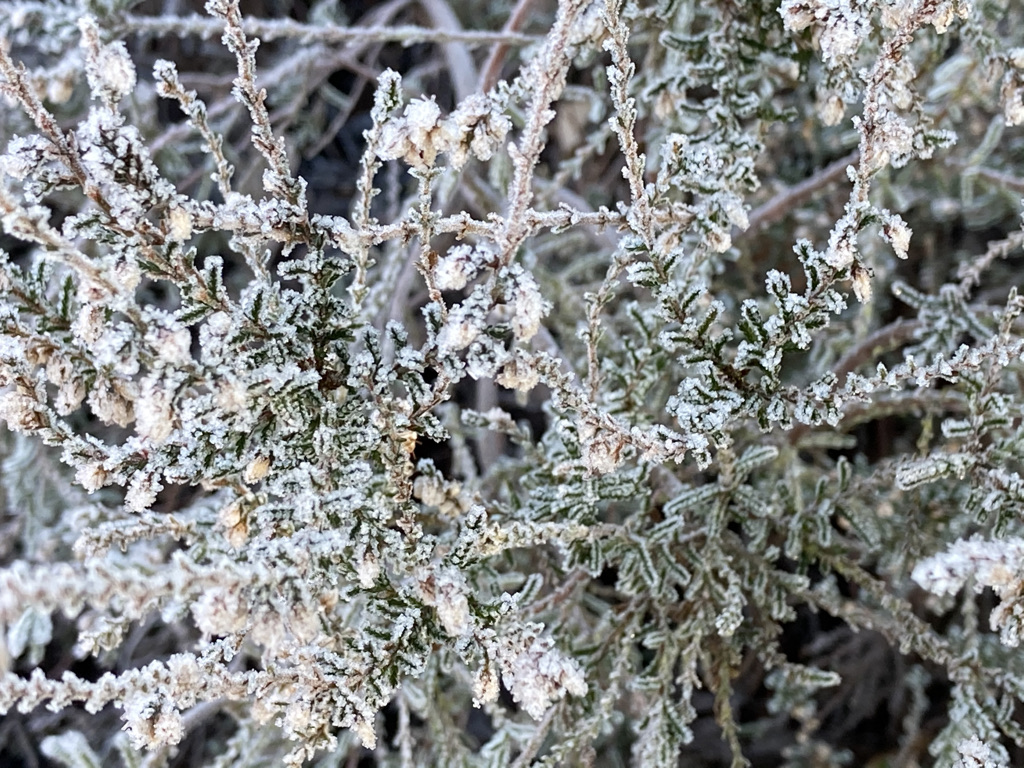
956;735;1009;768
0;0;1023;765
914;536;1024;647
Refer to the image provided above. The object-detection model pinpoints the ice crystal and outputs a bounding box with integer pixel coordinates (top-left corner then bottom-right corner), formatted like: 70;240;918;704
956;735;1008;768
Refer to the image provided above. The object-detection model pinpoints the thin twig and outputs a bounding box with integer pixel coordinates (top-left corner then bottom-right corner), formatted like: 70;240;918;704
742;150;859;235
119;14;540;48
478;0;545;92
957;230;1024;295
946;158;1024;194
417;0;478;102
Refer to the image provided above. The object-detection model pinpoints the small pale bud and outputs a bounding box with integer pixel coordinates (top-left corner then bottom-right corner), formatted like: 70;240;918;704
705;226;732;254
883;216;912;259
167;206;193;241
851;263;872;303
218;499;249;548
244;455;271;483
76;462;110;493
821;95;845;126
0;392;46;433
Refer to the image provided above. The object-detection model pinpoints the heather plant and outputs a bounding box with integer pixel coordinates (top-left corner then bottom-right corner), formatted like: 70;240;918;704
0;0;1023;766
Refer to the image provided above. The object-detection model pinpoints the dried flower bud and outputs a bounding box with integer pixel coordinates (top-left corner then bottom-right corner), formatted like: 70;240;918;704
0;391;46;433
429;568;471;638
446;93;512;169
46;73;75;105
356;551;380;588
883;215;912;260
1002;76;1024;126
434;245;475;292
821;94;845;126
79;17;136;104
218;498;249;547
75;461;110;493
73;305;106;346
705;226;732;254
580;420;626;475
510;272;547;342
778;0;816;32
413;474;448;507
192;585;248;636
125;473;159;512
436;318;480;353
929;1;969;34
850;262;872;303
244;454;271;483
113;257;141;294
473;661;500;706
496;355;540;392
135;377;174;442
378;96;456;169
123;698;185;749
215;377;249;413
166;205;193;241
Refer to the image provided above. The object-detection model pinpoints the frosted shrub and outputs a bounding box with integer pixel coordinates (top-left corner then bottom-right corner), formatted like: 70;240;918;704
1;0;1024;765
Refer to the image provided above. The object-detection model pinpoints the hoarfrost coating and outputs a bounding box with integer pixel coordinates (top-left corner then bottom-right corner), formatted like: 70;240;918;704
0;0;1022;765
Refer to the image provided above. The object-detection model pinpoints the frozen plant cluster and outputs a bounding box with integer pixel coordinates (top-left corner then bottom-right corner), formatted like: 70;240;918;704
0;0;1024;765
913;536;1024;647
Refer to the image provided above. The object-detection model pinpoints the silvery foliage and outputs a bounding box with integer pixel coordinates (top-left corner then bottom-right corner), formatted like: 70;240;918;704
0;0;1022;764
